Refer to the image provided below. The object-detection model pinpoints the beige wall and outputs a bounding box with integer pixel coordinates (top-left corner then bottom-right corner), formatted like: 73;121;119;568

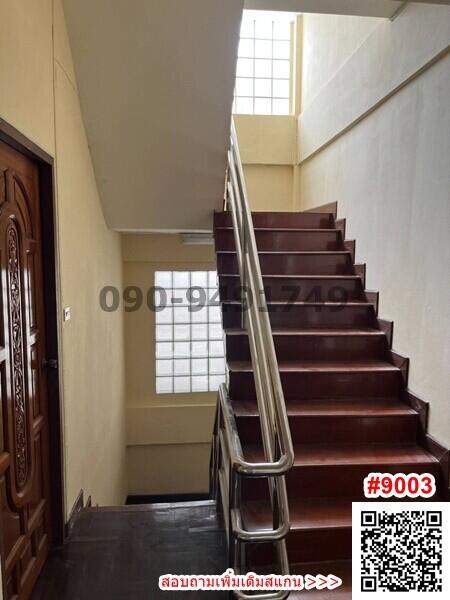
235;115;296;211
123;234;217;495
244;165;295;212
0;0;127;547
296;4;450;446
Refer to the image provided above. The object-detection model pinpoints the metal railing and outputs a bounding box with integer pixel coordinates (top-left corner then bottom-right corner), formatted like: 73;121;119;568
210;118;294;599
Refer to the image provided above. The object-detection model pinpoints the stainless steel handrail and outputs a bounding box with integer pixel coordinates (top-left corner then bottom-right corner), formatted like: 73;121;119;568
211;118;294;600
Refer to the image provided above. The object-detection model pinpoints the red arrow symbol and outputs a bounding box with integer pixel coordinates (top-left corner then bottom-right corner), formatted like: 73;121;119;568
305;575;316;590
327;574;343;590
316;574;328;590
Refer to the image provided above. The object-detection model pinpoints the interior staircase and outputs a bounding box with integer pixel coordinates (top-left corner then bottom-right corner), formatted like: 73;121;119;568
213;208;442;598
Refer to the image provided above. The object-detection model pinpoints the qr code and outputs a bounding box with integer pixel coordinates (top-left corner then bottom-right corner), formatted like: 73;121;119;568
353;502;450;599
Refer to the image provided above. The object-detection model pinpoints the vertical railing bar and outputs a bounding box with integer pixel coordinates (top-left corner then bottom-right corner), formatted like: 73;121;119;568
211;118;294;599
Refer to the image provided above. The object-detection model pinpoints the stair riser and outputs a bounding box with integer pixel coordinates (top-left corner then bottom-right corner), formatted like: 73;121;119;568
215;230;343;252
218;276;364;303
229;371;402;400
226;334;388;361
217;253;354;276
246;528;352;566
214;212;334;229
222;304;376;329
287;464;441;498
237;415;419;445
242;463;440;500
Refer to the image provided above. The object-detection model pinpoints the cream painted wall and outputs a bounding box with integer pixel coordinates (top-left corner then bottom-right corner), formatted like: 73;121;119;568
0;0;127;541
296;4;450;446
54;1;127;509
235;115;296;211
123;234;217;495
0;0;55;155
244;165;295;212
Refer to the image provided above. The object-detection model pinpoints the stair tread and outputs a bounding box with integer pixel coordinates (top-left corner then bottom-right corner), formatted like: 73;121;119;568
243;497;353;532
244;443;438;467
217;250;351;255
223;300;370;306
228;359;399;373
234;397;416;417
215;227;339;233
215;210;334;216
290;560;352;598
225;327;383;336
220;273;361;279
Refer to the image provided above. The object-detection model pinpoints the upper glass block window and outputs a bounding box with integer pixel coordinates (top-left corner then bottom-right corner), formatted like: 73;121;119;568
233;11;295;116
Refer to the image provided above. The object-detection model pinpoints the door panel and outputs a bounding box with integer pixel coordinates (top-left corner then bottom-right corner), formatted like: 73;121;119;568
0;140;52;600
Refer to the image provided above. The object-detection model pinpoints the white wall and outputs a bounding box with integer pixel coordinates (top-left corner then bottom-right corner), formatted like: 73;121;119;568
296;3;450;446
301;14;380;109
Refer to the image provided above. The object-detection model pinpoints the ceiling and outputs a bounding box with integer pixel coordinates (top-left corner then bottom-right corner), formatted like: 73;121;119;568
63;0;448;232
63;0;243;232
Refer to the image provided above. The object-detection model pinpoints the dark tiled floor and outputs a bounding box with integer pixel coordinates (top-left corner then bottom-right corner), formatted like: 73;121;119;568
31;501;228;600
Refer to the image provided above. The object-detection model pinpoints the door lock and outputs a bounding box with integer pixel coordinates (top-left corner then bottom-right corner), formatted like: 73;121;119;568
42;358;58;369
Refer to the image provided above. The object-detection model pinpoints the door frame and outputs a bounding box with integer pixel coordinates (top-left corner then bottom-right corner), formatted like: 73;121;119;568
0;119;65;570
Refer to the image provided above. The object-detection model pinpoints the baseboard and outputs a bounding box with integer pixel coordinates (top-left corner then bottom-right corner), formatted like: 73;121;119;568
65;489;85;537
126;492;210;505
401;391;449;498
402;390;428;434
422;433;450;499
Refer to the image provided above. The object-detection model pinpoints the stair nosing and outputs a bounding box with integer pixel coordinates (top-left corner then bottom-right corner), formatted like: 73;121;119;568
219;273;361;279
224;327;385;336
217;250;351;255
243;443;439;467
222;300;372;306
215;227;339;233
228;360;400;374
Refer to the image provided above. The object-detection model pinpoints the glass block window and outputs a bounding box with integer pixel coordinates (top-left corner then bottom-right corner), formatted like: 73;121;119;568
233;11;294;115
154;271;226;394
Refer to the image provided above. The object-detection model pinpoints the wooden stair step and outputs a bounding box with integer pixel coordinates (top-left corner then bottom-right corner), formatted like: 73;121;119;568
290;560;352;599
228;359;399;374
244;442;437;468
226;328;389;361
222;301;376;329
243;558;352;596
220;274;360;278
218;250;351;255
218;274;365;302
224;300;371;306
243;499;353;564
233;396;416;417
214;210;335;229
225;327;383;336
241;443;439;499
215;227;339;232
243;497;352;532
229;363;402;400
217;250;354;276
235;396;418;444
215;228;343;251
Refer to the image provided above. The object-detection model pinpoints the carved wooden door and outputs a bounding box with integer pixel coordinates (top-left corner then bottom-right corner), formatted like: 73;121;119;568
0;140;52;600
